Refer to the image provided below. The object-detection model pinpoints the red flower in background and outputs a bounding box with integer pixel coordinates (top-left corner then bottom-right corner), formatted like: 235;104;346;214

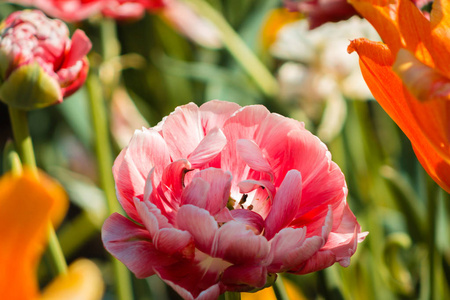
102;100;366;299
284;0;358;29
9;0;165;22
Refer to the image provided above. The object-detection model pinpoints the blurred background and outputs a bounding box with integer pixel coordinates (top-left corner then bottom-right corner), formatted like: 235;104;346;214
0;1;449;299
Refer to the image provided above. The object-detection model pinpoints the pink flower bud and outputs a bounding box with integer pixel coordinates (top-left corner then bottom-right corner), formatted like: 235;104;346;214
0;10;91;110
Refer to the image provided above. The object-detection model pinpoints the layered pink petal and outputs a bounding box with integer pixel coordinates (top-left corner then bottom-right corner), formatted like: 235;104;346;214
157;159;192;221
236;139;273;176
188;127;227;169
61;30;92;68
181;168;232;215
199;100;241;133
230;209;265;235
135;198;173;238
222;265;267;291
177;205;218;253
102;213;176;278
162;103;203;160
293;250;338;275
268;227;307;272
254;113;305;183
221;105;271;187
264;170;302;240
213;221;270;264
155;252;227;299
114;128;170;220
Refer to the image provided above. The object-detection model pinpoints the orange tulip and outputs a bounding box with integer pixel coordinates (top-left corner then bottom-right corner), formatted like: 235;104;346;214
0;169;103;300
0;169;62;299
347;0;450;192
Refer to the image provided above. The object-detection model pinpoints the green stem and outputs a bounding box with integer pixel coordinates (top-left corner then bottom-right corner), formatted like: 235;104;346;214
3;140;22;176
86;72;133;300
86;73;122;214
181;0;279;98
426;178;437;300
8;107;37;175
224;292;241;300
8;107;68;275
273;276;290;300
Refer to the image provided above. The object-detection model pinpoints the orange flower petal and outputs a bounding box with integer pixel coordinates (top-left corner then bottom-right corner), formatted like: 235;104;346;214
430;0;450;78
0;169;69;299
393;49;450;102
348;38;450;192
396;0;434;65
0;170;53;299
41;259;104;300
348;0;403;53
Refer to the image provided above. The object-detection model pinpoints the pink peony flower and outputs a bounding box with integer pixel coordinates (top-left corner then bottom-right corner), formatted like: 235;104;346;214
9;0;165;22
0;10;91;109
102;100;367;299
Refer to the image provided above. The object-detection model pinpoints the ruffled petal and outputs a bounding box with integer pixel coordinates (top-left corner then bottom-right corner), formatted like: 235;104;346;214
162;103;203;160
177;205;218;253
62;30;92;68
135;198;174;238
102;213;176;278
114;128;170;221
158;159;192;219
155;253;225;299
213;221;270;264
199;100;241;132
181;168;232;215
222;105;271;188
254;113;305;183
230;209;265;235
264;170;302;240
222;265;267;291
236;139;273;176
268;227;307;272
188;127;227;169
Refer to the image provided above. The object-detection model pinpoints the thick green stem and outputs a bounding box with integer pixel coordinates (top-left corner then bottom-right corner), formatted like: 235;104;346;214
224;292;241;300
8;107;37;175
8;106;68;275
86;72;133;300
181;0;279;98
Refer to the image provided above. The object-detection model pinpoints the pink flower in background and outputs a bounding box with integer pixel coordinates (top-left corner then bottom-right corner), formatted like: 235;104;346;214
9;0;165;22
101;0;166;20
102;100;366;299
0;10;91;109
10;0;221;49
